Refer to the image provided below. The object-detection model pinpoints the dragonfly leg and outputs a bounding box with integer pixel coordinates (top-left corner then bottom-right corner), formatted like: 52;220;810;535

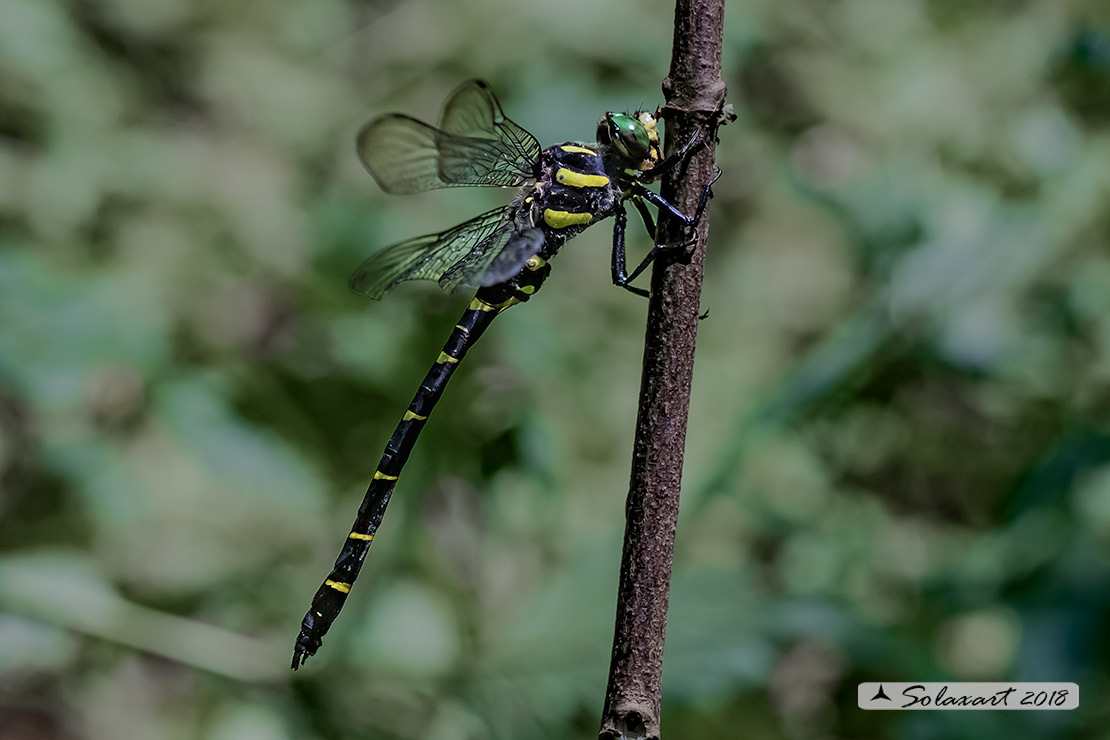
623;197;667;287
631;166;721;232
612;165;722;296
613;166;722;288
611;204;651;297
642;101;732;183
641;126;705;183
630;196;657;240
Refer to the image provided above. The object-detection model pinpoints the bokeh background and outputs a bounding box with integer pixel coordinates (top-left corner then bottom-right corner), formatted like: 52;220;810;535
2;0;1110;737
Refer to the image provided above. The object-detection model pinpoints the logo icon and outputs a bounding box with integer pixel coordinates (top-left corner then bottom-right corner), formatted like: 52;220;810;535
870;685;892;702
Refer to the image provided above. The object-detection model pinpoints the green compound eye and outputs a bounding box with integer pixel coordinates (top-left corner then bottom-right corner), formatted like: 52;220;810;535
608;114;651;161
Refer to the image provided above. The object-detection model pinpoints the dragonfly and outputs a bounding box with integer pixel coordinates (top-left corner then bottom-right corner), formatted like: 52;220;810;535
292;79;717;669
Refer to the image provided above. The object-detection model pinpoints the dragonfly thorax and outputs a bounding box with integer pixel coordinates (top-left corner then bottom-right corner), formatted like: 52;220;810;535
520;142;624;254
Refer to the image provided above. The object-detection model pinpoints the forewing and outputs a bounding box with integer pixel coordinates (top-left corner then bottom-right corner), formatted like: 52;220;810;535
355;81;540;194
349;207;514;299
437;224;545;294
437;80;541;176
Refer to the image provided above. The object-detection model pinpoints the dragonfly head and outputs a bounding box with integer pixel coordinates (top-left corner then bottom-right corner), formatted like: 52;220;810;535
599;110;662;172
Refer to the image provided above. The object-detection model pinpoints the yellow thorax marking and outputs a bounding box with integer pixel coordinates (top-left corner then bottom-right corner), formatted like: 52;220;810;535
348;532;374;541
519;285;536;295
543;208;593;229
525;255;547;270
402;410;427;421
325;580;352;593
560;145;597;155
373;470;398;481
469;298;498;312
437;351;459;364
556;167;609;189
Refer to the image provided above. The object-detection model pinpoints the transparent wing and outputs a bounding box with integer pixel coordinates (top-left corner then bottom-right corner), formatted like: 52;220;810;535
441;227;546;294
477;228;545;287
357;80;541;194
350;207;525;300
437;80;542;169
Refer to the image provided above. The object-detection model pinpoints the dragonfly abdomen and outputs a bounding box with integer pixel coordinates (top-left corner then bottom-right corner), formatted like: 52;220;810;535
292;293;517;669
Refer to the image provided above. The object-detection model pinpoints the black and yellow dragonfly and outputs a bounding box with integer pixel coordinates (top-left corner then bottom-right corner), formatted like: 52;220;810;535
292;80;715;669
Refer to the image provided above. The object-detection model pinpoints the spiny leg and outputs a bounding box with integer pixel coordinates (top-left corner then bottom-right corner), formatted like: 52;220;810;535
611;204;650;297
642;101;732;184
631;197;657;240
641;126;705;183
618;167;722;285
618;196;665;288
631;165;720;228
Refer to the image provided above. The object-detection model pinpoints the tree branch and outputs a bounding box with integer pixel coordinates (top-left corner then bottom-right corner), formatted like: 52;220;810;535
598;1;726;739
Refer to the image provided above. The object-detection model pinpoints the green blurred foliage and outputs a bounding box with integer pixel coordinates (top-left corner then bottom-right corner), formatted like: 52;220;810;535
1;0;1109;738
